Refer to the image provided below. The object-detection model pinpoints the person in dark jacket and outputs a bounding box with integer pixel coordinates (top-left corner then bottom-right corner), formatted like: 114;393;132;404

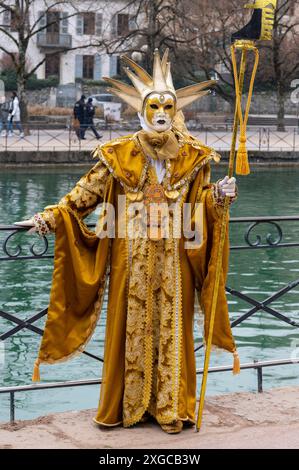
73;94;87;140
85;98;102;140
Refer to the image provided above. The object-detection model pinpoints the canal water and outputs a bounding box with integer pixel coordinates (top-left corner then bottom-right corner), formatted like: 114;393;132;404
0;164;299;422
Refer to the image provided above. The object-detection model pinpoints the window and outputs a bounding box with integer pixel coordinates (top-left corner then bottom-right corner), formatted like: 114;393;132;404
75;55;101;80
95;13;103;36
46;11;60;33
116;57;122;75
60;12;68;34
76;12;98;35
83;12;95;35
288;0;297;16
2;10;11;28
45;54;60;79
2;9;17;32
117;14;129;36
83;55;94;79
10;10;18;32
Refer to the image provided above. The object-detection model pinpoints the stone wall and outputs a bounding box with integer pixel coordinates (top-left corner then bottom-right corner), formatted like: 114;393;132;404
187;91;298;115
5;85;299;116
1;150;299;166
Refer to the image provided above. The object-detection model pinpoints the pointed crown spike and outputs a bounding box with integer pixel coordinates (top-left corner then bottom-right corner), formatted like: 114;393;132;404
104;49;214;112
102;77;140;97
123;66;150;97
152;49;168;93
120;55;152;85
161;48;169;74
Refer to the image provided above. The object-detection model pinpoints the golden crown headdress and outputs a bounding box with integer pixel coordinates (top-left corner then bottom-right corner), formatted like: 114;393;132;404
103;49;216;113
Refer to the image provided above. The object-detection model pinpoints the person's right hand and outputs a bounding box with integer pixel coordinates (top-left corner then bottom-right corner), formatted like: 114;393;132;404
14;218;36;234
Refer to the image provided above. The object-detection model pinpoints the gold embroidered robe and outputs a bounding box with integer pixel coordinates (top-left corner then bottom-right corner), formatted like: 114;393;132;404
33;132;237;428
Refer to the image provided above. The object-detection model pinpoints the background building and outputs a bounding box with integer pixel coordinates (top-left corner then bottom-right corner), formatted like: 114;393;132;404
0;0;139;84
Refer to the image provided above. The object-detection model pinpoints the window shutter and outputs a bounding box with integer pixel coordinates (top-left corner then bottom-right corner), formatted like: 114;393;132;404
38;10;47;29
95;13;103;36
60;12;68;34
111;14;117;37
76;14;84;35
109;55;118;77
94;55;102;80
75;55;83;78
3;10;11;29
129;15;137;31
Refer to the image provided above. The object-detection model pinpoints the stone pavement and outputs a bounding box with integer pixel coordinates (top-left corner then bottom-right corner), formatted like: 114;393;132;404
0;386;298;449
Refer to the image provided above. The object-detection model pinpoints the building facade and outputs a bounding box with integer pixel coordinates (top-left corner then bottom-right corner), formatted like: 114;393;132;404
0;0;139;84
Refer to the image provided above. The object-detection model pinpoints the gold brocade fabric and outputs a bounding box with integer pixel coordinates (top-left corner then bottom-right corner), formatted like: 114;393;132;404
137;129;180;160
34;135;236;429
123;226;181;426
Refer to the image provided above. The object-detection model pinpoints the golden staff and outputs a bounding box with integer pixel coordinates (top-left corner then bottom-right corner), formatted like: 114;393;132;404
196;0;277;432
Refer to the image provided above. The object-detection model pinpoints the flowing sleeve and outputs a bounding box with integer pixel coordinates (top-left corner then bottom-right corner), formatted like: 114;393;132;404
33;160;109;236
198;186;236;352
185;170;237;355
31;160;115;380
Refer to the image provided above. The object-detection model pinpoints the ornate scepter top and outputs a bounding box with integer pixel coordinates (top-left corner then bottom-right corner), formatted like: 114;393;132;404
231;0;277;43
229;0;277;175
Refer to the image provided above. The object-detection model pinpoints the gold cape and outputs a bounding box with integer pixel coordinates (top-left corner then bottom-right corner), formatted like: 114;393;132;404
32;131;237;427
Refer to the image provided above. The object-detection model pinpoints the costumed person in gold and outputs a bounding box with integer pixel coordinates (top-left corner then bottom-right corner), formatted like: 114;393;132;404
15;49;239;434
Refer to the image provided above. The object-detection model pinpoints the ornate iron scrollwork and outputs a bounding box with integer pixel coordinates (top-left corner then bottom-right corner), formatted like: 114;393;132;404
245;221;283;247
2;229;49;259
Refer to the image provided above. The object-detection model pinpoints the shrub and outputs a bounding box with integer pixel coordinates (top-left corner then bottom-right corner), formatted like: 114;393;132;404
0;71;59;91
26;75;59;89
0;69;17;91
82;79;109;87
28;105;72;116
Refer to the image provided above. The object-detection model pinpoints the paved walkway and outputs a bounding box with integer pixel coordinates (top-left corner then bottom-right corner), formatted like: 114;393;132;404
0;128;298;152
0;386;298;449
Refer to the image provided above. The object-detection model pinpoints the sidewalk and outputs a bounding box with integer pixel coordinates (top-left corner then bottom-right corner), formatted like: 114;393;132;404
0;386;298;449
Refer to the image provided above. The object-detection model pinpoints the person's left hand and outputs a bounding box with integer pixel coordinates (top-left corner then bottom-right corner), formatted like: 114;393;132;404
14;218;36;234
218;176;236;197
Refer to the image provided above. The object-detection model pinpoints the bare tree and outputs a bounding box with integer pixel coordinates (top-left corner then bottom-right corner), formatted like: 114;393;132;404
172;1;256;112
107;0;299;129
0;0;106;131
168;0;299;128
271;0;299;130
99;0;198;73
98;0;247;111
1;0;297;132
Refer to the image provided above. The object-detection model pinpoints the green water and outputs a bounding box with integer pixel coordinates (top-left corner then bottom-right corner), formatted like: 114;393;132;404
0;165;299;422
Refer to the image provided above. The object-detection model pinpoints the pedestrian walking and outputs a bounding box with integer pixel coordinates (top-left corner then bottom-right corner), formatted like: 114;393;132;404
73;94;87;140
7;92;24;137
85;98;102;140
0;101;5;136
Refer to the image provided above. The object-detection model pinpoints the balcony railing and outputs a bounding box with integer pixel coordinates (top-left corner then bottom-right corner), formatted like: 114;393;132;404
36;32;72;48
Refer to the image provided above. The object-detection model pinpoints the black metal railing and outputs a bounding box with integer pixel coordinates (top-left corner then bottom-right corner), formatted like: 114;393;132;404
1;358;299;423
1;216;298;348
0;125;298;154
1;216;299;262
0;216;299;422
